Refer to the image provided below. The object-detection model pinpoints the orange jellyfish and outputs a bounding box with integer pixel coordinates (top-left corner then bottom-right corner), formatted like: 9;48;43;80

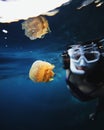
22;16;51;40
29;60;55;82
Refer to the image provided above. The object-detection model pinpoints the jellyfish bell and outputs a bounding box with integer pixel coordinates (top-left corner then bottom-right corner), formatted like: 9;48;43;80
29;60;55;82
22;15;51;40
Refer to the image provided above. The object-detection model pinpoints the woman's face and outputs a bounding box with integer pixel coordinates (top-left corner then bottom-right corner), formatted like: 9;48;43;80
68;44;100;75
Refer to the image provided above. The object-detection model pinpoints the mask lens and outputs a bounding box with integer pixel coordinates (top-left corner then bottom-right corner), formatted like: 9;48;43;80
72;51;100;62
84;52;99;61
69;44;100;63
73;53;81;60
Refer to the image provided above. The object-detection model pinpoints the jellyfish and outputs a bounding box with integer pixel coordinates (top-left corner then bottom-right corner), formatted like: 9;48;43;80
22;16;51;40
29;60;55;82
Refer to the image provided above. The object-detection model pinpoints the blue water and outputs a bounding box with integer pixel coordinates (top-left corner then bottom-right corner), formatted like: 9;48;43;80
0;0;104;129
0;46;104;130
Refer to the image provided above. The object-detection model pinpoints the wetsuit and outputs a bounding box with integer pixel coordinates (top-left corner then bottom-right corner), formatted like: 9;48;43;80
66;57;104;101
62;45;104;119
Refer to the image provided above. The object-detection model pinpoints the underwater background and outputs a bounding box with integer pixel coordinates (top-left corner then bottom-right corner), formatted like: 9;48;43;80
0;0;104;130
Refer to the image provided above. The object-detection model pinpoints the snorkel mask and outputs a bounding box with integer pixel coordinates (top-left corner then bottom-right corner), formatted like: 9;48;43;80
68;43;100;75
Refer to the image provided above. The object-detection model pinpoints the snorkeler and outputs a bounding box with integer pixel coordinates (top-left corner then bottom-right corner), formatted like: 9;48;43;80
62;38;104;120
